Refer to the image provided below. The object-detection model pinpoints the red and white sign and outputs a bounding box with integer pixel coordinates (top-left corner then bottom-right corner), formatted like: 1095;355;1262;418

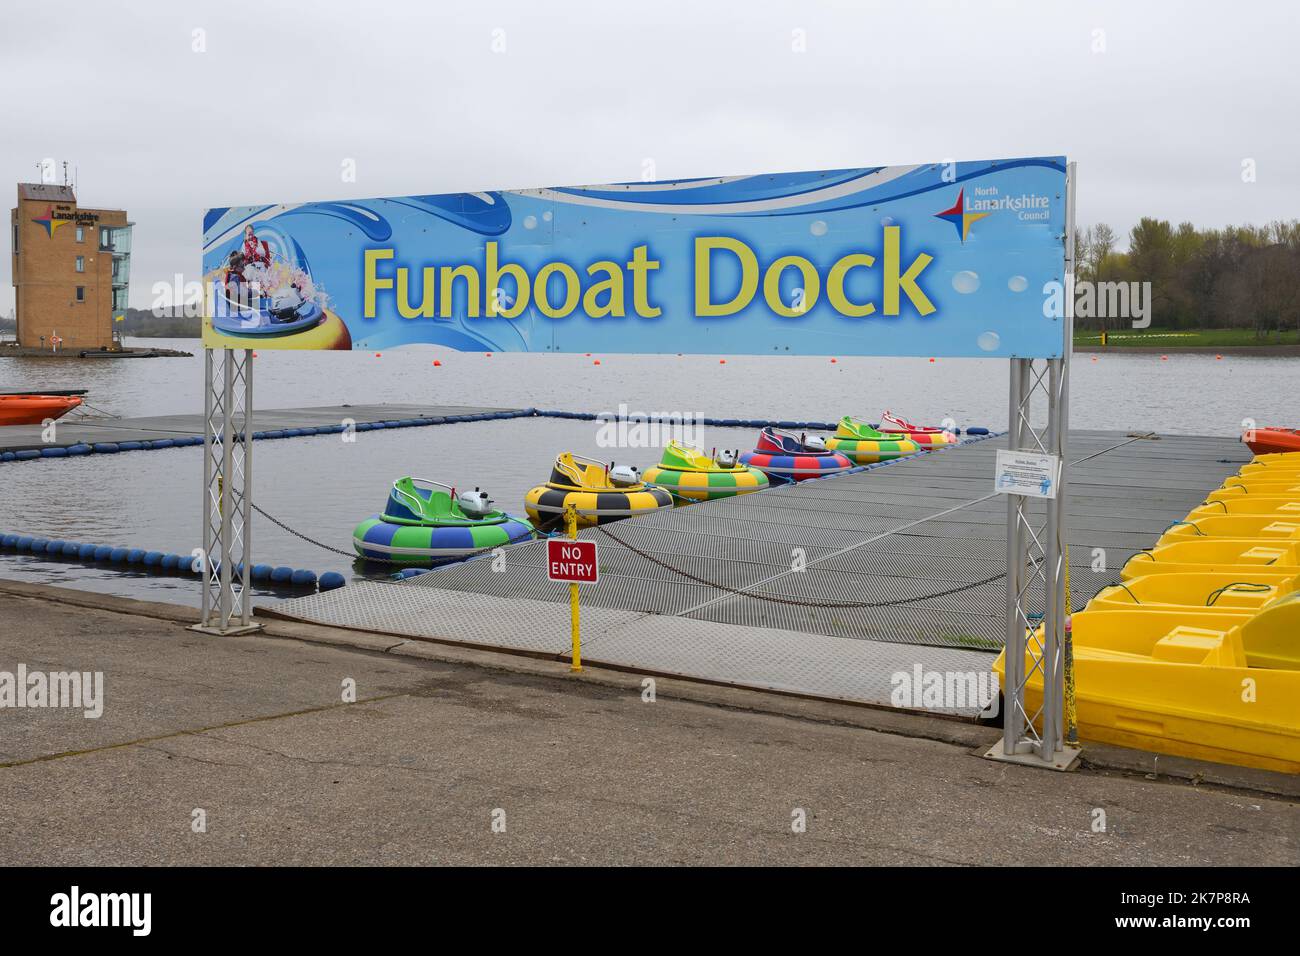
547;539;598;583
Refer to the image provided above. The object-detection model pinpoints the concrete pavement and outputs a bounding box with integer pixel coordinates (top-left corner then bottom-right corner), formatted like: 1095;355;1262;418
0;584;1296;865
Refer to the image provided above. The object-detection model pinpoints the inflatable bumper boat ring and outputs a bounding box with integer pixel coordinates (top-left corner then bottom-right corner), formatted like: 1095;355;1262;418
739;427;854;481
353;477;534;565
526;453;673;527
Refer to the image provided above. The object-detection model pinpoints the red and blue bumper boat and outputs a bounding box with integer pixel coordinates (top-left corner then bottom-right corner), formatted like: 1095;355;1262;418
739;427;854;483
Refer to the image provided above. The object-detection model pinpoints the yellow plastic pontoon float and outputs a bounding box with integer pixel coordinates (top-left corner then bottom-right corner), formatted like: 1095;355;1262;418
1090;571;1297;614
1211;476;1300;498
994;594;1300;773
1157;515;1300;543
1121;538;1300;579
1245;451;1300;465
1238;457;1300;476
1189;497;1300;518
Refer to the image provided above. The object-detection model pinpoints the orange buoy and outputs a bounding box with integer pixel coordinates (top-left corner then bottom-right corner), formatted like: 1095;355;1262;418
928;358;936;364
1160;355;1168;361
374;352;381;358
593;360;601;365
433;360;441;367
719;359;726;364
1216;354;1223;360
485;352;493;357
830;358;837;363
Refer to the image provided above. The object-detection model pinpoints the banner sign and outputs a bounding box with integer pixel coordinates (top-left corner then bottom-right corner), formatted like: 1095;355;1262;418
201;157;1067;357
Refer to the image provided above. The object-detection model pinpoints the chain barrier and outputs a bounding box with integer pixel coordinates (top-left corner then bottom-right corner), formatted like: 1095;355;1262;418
251;495;1015;608
251;481;1067;619
593;522;1020;610
248;501;562;567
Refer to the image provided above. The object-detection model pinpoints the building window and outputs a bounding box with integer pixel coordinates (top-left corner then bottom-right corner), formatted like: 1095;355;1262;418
76;286;85;302
11;223;16;254
100;227;111;250
75;255;85;272
76;225;85;242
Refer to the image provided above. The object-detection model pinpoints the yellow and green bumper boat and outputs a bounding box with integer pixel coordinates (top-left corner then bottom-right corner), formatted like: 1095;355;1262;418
643;441;769;503
824;416;922;464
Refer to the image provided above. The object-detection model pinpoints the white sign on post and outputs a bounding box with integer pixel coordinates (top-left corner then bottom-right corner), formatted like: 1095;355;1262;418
994;449;1061;499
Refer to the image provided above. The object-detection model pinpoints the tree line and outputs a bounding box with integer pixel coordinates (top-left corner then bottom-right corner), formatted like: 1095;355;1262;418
118;307;201;337
1074;219;1300;335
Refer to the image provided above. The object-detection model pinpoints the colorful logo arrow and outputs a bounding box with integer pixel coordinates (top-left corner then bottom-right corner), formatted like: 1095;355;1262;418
934;188;989;243
31;205;70;238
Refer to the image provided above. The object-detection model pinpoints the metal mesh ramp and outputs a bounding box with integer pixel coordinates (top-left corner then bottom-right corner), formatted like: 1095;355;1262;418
403;430;1250;651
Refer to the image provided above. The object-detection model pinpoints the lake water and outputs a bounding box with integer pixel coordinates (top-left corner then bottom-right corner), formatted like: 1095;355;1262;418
1;338;1294;606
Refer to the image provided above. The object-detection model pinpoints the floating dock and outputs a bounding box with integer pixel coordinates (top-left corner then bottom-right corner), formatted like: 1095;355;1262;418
266;430;1251;714
0;403;524;454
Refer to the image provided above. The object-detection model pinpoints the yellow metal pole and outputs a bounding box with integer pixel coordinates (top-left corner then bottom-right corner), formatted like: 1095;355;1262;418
566;504;581;673
1062;544;1078;745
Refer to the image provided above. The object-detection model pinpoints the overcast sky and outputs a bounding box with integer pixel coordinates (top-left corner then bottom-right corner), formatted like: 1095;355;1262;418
2;0;1296;311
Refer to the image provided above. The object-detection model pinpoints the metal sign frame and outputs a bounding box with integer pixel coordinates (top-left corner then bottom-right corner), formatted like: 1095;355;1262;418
194;347;257;635
990;160;1079;769
195;164;1080;770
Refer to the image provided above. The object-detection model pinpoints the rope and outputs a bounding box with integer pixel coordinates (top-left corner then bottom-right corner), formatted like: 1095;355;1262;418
248;500;558;567
63;400;118;420
1095;582;1141;604
1206;582;1273;607
593;522;1017;610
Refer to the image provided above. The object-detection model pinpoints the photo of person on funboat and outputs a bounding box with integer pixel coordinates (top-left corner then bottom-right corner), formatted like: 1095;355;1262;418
204;225;352;349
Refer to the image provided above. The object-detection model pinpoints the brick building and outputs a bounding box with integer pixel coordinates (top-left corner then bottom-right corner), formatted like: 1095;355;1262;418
10;183;133;350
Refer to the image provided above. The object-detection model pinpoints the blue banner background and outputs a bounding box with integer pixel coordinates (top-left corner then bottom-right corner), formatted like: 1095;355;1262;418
202;157;1067;357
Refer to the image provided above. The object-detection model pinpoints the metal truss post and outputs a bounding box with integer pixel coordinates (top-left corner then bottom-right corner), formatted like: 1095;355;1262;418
989;160;1080;771
195;347;259;636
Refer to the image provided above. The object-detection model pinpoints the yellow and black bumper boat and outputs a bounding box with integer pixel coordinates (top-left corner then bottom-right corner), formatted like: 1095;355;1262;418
525;453;673;528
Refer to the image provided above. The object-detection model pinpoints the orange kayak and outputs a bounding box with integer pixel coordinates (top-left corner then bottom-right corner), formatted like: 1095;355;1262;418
1245;428;1300;455
0;395;83;426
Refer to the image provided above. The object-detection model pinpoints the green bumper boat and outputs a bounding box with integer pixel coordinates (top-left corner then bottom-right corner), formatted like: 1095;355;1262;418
824;416;922;464
353;477;535;565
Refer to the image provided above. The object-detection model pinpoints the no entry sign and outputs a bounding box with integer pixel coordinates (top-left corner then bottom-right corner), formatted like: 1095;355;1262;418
548;539;598;583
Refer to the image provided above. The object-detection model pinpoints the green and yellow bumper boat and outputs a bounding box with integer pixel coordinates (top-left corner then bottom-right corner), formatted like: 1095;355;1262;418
643;441;770;503
824;416;922;464
354;477;535;565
